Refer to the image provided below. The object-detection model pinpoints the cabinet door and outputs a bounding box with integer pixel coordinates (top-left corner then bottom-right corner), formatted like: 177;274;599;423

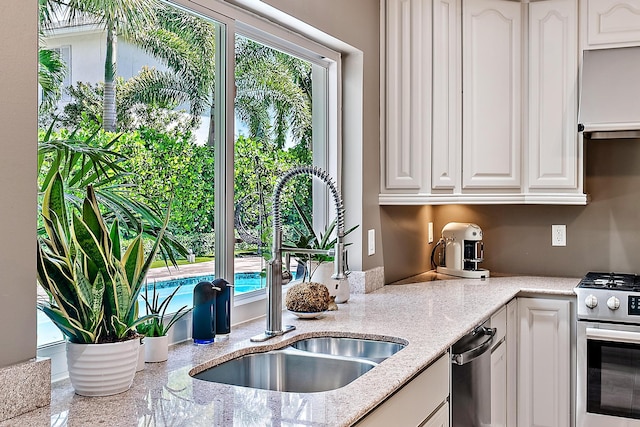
528;0;578;189
491;341;507;427
506;299;517;427
517;298;571;427
585;0;640;47
421;401;449;427
384;0;432;190
432;0;461;190
462;0;522;189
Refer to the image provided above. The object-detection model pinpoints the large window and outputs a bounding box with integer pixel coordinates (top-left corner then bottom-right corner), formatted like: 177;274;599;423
37;0;338;348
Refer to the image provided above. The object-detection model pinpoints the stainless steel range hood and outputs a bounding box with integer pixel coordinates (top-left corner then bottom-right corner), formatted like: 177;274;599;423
578;46;640;139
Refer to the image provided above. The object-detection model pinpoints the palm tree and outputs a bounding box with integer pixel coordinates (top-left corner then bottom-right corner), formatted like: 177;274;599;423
42;0;161;132
38;0;67;112
234;37;312;149
126;4;217;139
38;48;67;112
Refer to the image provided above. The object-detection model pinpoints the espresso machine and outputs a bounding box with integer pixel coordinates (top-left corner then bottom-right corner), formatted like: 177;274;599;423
435;222;490;279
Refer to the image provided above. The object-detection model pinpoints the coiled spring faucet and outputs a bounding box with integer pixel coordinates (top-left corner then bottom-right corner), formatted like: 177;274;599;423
251;166;346;342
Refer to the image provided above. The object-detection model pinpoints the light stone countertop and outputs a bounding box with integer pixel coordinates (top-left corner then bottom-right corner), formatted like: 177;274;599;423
3;275;579;427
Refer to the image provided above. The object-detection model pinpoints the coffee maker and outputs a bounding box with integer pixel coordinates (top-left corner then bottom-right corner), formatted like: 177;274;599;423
435;222;490;279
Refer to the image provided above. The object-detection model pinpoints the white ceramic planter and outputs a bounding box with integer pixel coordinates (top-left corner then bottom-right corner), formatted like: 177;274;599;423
66;339;138;396
136;342;145;372
144;335;169;363
308;261;349;303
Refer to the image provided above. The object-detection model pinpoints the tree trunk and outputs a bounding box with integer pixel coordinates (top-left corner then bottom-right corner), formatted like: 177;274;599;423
103;23;117;132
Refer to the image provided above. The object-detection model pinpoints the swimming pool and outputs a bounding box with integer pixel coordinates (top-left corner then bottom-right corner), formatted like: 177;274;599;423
37;271;268;346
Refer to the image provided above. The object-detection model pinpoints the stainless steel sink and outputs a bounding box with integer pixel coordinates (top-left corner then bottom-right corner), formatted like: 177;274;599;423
192;348;376;393
290;336;406;363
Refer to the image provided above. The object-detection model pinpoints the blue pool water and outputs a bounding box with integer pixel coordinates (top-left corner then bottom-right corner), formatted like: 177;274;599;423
37;271;268;346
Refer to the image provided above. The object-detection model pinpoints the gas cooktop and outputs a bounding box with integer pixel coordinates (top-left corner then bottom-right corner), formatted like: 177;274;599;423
577;272;640;292
576;272;640;322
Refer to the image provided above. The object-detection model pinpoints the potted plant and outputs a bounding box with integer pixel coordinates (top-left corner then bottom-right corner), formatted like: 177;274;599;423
286;201;358;302
36;173;170;396
137;282;192;362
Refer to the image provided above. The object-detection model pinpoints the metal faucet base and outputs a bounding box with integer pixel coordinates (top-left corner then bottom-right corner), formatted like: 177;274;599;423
250;325;296;342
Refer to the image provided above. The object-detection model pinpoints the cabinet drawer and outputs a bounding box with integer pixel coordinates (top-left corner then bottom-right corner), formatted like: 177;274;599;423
356;353;449;427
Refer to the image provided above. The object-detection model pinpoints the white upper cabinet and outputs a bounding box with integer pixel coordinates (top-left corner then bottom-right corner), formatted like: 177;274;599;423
583;0;640;48
383;0;432;190
528;0;579;189
462;0;522;189
432;0;461;190
380;0;587;205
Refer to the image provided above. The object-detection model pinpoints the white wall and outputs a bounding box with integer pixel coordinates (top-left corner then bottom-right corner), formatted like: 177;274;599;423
0;0;38;368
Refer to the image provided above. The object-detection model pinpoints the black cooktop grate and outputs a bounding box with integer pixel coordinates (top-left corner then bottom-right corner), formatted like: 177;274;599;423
578;272;640;291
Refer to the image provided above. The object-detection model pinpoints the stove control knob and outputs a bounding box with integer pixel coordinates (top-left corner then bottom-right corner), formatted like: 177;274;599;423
585;295;598;309
607;296;621;310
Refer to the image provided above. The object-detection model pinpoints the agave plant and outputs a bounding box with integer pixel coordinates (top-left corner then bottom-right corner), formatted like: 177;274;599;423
36;172;169;344
285;200;358;282
137;282;191;337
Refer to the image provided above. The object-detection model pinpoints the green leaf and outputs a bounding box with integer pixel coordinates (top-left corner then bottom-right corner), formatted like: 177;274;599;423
71;213;108;279
109;219;121;260
42;173;68;238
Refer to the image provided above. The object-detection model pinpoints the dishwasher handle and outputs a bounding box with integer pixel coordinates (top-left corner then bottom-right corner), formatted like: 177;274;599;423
451;327;496;366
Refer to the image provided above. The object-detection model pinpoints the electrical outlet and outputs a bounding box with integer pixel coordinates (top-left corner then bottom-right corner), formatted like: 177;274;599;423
428;222;434;244
552;224;566;247
368;229;375;256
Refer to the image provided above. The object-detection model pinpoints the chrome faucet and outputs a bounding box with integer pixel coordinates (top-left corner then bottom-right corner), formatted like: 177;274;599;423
251;166;346;342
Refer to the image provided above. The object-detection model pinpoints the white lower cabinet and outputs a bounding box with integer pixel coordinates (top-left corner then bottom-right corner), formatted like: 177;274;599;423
421;401;449;427
356;353;449;427
490;304;513;427
491;340;507;427
517;297;571;427
506;299;517;427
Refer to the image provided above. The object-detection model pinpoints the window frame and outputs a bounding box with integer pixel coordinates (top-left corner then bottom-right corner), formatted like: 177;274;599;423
37;0;343;370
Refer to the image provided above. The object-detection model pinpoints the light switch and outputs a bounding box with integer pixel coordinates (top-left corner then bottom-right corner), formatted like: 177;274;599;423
368;229;375;256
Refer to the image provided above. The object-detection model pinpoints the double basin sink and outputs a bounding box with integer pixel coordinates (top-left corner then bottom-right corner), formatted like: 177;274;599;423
191;336;406;393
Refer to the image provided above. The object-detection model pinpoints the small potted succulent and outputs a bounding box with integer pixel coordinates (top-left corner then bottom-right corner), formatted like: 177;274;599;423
37;173;170;396
137;282;192;362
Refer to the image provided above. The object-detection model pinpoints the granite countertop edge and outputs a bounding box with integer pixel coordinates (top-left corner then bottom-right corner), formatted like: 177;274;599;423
3;274;579;427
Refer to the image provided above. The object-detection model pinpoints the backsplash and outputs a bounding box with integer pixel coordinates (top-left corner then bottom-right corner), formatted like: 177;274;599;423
381;138;640;283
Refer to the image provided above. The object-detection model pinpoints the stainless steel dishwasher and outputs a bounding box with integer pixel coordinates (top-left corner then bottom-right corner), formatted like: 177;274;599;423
451;319;496;427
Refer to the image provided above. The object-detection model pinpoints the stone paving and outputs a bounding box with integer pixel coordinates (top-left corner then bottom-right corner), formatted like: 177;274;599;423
144;256;300;282
144;256;262;282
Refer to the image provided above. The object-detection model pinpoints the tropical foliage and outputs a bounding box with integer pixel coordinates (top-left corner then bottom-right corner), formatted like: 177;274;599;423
37;173;169;344
37;0;316;259
38;121;188;263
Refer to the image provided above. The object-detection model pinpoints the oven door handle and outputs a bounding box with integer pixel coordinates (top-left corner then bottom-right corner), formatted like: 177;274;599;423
586;327;640;344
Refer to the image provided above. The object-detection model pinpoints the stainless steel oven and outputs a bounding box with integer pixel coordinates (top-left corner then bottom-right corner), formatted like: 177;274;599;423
576;272;640;427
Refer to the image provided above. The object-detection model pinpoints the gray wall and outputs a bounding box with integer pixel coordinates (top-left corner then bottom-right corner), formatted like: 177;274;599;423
382;139;640;283
0;0;38;368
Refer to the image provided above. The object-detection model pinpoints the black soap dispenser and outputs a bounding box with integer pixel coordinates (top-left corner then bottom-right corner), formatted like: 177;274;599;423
192;279;226;345
215;279;233;336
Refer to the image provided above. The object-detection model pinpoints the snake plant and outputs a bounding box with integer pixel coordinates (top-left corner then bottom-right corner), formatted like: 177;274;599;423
36;172;169;344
